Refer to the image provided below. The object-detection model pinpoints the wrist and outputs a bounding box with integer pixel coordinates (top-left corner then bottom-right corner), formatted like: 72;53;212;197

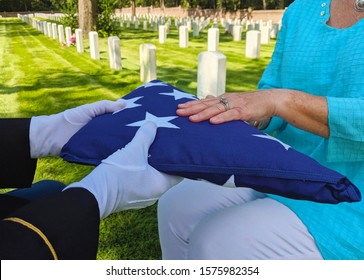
256;117;272;130
29;113;64;158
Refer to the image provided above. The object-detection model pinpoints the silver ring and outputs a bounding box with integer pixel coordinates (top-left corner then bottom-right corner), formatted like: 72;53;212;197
219;95;230;111
253;120;259;127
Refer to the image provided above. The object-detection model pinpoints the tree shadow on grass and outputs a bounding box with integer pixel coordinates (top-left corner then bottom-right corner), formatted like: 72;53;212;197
0;19;42;38
0;68;141;116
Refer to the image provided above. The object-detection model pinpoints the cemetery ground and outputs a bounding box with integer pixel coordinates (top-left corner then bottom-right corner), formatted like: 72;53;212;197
0;17;275;259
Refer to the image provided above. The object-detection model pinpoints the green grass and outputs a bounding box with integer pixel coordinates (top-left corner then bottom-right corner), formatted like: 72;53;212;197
0;17;275;259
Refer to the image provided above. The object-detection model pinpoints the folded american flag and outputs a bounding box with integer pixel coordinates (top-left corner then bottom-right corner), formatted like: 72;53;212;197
61;80;361;203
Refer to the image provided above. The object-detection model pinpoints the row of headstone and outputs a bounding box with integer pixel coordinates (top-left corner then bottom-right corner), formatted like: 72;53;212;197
117;12;280;56
23;11;278;58
157;23;264;60
18;14;122;70
118;13;211;31
118;12;281;36
18;14;71;46
33;12;64;22
18;13;262;98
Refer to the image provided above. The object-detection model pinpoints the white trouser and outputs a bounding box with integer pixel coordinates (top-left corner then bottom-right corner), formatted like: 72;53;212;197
157;178;323;260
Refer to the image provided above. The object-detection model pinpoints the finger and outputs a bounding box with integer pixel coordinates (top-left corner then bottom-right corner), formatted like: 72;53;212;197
188;101;228;122
177;99;201;109
90;99;127;116
177;97;220;117
209;108;244;124
177;95;219;109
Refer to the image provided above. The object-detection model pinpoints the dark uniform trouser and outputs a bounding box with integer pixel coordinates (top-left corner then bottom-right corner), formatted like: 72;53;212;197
0;119;100;260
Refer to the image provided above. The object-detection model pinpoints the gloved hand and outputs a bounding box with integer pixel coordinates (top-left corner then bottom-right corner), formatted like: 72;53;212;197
29;99;126;158
64;122;182;219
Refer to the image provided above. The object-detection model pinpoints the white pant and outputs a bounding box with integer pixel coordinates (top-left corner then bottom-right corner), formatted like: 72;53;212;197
158;178;323;260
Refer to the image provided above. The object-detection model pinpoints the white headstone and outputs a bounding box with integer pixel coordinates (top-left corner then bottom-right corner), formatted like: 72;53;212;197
193;22;199;37
187;20;192;31
159;25;167;44
89;31;99;60
65;27;72;46
228;23;234;34
213;18;218;28
207;27;219;52
35;20;40;31
108;36;122;70
51;23;58;39
179;25;189;48
197;51;226;99
75;28;84;53
245;30;261;59
140;44;157;82
47;22;52;37
58;25;65;43
260;26;271;44
42;21;47;35
270;23;279;39
233;25;243;41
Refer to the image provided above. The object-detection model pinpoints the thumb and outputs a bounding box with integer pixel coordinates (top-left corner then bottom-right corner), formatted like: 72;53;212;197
88;99;127;116
64;99;127;125
102;122;158;169
131;121;158;147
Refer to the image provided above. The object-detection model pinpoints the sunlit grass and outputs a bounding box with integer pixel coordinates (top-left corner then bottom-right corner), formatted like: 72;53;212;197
0;17;275;259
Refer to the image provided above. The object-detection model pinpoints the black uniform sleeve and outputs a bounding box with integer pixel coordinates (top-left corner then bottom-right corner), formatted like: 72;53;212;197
0;188;100;260
0;119;37;188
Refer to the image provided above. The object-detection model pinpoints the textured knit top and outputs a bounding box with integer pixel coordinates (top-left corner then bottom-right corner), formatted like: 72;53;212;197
258;0;364;259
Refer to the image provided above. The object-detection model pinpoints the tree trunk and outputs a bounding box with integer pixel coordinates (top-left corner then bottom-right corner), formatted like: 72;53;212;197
78;0;97;34
262;0;267;10
130;0;136;18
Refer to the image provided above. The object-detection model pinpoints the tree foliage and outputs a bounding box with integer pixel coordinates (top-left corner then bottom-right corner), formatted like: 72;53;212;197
97;0;122;37
50;0;78;30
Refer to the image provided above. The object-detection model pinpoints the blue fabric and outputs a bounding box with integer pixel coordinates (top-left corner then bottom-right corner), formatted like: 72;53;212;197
6;180;66;201
258;0;364;259
60;80;360;204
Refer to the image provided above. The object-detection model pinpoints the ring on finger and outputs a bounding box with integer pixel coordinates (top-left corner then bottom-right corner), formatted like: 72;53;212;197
219;95;230;111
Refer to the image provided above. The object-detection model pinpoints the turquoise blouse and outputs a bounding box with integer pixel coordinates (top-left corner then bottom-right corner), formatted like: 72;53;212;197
258;0;364;259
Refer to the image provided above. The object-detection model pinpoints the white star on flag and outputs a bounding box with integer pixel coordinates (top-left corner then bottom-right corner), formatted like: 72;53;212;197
138;81;169;88
252;134;291;150
127;112;180;129
112;96;143;114
159;89;198;101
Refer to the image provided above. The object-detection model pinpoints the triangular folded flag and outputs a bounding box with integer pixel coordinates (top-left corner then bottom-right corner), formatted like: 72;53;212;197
61;80;361;204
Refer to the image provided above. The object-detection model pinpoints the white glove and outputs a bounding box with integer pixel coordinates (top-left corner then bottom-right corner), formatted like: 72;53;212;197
64;122;182;219
29;99;126;158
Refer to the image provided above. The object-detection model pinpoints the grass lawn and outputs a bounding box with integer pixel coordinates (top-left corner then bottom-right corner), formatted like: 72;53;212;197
0;17;275;259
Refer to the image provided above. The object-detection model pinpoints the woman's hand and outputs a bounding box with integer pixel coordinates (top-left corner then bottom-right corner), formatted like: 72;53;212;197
177;90;277;127
177;88;329;138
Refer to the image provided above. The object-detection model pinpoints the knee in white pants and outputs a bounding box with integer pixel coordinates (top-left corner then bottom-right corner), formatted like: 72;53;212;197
188;198;323;260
